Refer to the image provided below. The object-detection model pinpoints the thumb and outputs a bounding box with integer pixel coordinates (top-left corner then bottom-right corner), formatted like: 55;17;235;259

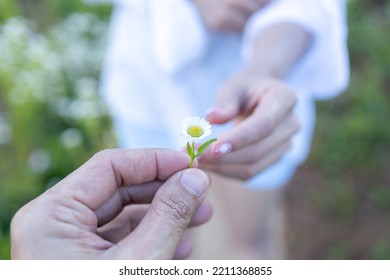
206;78;243;124
113;168;210;259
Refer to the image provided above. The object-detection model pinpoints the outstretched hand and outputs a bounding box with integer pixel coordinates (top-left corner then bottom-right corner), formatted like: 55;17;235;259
200;75;299;180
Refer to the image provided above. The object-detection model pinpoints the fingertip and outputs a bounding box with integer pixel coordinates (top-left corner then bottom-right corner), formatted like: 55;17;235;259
180;168;210;197
205;107;235;124
205;107;222;123
212;142;233;157
154;149;196;179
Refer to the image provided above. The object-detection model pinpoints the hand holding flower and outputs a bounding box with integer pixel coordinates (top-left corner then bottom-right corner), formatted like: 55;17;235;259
200;77;299;180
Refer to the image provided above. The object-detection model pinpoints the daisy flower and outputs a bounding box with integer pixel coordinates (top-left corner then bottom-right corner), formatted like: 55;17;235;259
181;116;217;167
181;116;212;144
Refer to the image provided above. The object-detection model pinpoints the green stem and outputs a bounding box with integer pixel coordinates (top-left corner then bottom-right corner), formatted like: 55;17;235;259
189;142;195;168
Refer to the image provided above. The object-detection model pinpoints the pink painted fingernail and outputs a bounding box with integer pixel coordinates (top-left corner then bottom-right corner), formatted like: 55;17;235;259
213;143;232;156
206;107;220;118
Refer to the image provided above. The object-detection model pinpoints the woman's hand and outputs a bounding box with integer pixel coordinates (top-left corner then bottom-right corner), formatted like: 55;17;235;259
200;76;299;180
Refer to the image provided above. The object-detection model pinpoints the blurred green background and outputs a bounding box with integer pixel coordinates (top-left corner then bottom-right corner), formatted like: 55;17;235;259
0;0;389;259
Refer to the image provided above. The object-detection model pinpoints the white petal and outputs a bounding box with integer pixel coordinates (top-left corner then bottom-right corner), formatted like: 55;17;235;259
180;116;213;143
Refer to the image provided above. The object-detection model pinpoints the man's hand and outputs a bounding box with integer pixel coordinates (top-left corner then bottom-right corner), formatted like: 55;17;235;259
11;149;211;259
193;0;272;33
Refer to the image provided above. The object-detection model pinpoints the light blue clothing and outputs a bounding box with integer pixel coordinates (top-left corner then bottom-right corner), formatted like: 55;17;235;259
100;0;349;189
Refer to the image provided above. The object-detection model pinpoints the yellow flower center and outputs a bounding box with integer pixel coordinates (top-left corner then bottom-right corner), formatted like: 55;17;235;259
187;125;204;138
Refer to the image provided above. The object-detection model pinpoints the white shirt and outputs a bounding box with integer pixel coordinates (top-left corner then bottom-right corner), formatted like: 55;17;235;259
100;0;349;188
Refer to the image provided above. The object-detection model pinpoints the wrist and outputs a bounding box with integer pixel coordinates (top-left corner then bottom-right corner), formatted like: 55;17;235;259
242;62;283;80
244;23;311;80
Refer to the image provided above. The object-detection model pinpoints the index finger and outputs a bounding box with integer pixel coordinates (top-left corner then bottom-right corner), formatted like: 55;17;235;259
211;88;295;155
54;149;190;210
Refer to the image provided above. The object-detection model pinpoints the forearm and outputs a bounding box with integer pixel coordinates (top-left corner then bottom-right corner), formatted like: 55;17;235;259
244;23;311;79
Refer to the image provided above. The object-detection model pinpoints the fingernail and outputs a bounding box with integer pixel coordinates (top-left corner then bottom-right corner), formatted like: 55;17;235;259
180;169;208;197
213;143;232;156
206;107;220;118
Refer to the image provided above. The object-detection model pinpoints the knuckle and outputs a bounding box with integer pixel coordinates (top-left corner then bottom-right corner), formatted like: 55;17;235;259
261;116;276;136
279;83;297;105
251;144;267;163
153;196;192;230
245;147;261;163
246;152;258;164
267;81;297;105
92;148;118;160
241;165;257;180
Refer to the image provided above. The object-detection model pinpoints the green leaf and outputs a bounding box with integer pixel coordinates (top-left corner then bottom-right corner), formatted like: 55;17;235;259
187;141;193;157
196;138;217;157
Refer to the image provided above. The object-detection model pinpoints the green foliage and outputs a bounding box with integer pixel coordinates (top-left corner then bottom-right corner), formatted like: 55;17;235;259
0;233;11;260
313;5;387;170
311;0;390;174
0;0;18;22
372;240;390;260
196;138;217;157
370;187;390;211
301;0;390;259
0;0;389;260
311;179;358;221
0;0;112;26
327;243;350;260
0;1;115;259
